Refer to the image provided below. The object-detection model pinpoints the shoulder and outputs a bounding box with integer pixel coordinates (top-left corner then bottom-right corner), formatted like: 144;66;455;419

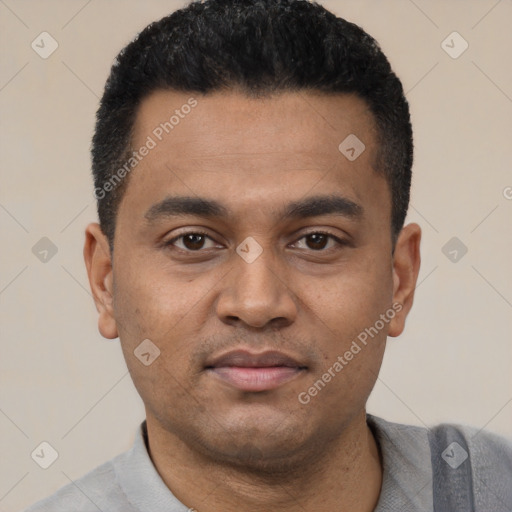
21;452;136;512
427;420;512;473
368;413;512;460
367;414;432;460
433;422;512;509
369;414;512;510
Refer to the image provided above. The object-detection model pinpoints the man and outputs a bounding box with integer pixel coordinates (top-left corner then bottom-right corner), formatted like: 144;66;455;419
24;0;512;511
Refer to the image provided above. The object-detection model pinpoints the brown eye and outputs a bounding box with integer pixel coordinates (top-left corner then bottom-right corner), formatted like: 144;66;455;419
294;232;343;251
165;231;218;252
182;234;207;250
305;233;329;250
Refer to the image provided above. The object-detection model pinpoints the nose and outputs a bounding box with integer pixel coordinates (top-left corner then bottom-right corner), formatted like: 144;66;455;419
216;243;298;329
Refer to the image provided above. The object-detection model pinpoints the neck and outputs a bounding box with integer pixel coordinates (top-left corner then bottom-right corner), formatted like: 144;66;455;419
145;410;383;512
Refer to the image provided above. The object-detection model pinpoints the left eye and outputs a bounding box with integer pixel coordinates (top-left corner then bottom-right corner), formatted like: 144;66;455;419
293;232;342;251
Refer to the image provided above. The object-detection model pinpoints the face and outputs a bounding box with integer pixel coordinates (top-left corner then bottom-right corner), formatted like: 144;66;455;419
85;89;420;471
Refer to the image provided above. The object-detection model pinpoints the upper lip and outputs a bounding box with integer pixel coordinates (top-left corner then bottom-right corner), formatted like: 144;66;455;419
205;350;306;369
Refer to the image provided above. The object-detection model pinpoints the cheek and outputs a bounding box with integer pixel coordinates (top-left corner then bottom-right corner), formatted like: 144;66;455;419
302;254;393;339
112;258;216;387
296;253;391;400
112;267;198;407
113;256;204;340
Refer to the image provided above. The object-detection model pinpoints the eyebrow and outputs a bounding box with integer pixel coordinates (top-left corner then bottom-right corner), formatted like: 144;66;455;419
144;194;363;223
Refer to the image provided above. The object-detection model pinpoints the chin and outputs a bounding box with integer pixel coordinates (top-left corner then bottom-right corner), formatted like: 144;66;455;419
198;435;312;476
184;413;322;476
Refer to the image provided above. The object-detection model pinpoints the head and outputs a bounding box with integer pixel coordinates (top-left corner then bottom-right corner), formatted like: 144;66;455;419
85;0;420;473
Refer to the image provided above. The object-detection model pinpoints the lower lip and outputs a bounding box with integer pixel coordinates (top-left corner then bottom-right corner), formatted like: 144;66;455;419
208;366;303;392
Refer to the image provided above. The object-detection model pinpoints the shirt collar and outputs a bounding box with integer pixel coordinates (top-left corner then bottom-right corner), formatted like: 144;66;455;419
113;420;190;512
368;414;433;512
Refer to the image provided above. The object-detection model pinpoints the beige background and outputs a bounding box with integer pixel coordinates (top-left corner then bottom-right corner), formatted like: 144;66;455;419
1;0;511;510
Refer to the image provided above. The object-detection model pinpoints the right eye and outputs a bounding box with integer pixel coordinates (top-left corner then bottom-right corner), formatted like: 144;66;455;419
164;231;220;252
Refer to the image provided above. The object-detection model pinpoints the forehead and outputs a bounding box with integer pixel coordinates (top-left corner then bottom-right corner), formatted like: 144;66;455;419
119;89;387;227
132;89;377;165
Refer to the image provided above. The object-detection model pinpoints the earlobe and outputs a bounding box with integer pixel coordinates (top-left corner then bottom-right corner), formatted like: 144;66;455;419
83;223;119;340
388;223;421;338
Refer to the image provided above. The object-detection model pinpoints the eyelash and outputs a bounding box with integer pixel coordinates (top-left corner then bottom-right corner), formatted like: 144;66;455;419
164;230;347;253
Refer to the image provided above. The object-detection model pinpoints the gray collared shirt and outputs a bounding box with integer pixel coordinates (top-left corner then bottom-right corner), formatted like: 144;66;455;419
22;415;512;511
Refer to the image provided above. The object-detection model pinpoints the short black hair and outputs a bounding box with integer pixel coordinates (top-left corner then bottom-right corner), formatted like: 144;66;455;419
92;0;413;252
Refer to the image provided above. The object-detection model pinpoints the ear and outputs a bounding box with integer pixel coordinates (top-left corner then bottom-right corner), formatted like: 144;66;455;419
83;223;118;339
388;223;421;337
